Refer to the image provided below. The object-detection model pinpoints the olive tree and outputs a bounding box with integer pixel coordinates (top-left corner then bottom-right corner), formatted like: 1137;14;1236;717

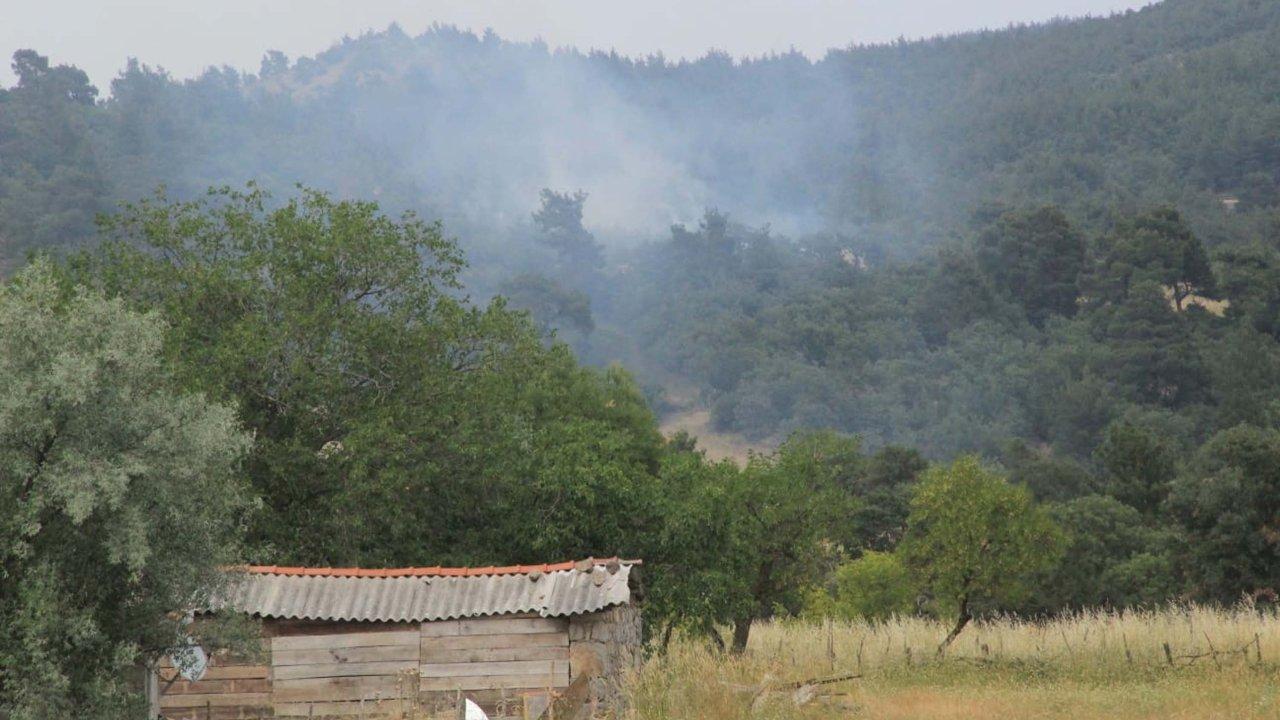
0;261;254;719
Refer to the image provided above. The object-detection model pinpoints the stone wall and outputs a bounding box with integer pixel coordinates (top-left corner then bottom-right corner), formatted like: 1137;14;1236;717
568;605;642;714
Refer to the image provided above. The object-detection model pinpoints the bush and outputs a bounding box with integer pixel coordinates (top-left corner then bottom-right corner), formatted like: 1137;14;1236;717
804;551;916;621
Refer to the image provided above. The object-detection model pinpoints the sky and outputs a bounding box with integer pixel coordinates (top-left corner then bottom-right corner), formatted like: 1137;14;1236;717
2;0;1155;89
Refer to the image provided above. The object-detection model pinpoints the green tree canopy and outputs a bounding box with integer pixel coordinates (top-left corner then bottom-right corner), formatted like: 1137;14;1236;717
0;261;254;719
66;185;664;567
802;551;917;622
1091;207;1216;309
900;456;1064;652
1036;495;1181;611
1169;425;1280;603
648;431;857;653
532;189;604;270
723;432;859;651
976;206;1085;326
0;50;105;268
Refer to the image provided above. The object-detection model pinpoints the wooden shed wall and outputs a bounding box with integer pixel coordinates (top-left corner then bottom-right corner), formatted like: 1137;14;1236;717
156;615;580;719
157;651;271;720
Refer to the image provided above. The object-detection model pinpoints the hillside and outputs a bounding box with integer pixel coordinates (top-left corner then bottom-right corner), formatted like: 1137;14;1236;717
10;4;1280;714
2;0;1280;457
3;0;1280;262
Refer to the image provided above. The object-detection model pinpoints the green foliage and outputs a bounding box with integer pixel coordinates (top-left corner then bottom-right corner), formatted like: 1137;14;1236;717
847;446;926;552
499;273;595;336
1001;441;1095;503
647;431;858;651
0;261;254;719
1168;425;1280;603
66;186;665;567
1216;244;1280;337
1089;279;1211;407
976;206;1086;326
0;51;105;270
0;2;1279;677
1090;208;1216;309
1035;495;1181;611
1094;421;1177;513
802;551;916;622
532;189;604;270
900;457;1065;623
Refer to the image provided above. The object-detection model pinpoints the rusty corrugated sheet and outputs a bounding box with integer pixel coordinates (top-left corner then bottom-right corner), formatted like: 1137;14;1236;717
219;561;635;622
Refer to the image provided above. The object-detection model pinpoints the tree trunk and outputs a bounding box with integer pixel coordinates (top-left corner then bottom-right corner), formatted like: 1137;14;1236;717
731;617;752;654
708;628;726;654
937;595;972;656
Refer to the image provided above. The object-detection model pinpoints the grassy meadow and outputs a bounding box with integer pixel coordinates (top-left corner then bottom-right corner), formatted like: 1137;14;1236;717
622;606;1280;720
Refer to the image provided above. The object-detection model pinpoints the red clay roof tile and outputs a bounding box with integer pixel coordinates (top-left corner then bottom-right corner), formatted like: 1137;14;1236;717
243;557;638;578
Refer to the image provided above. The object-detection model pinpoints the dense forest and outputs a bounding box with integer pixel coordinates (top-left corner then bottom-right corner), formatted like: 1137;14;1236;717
4;0;1280;715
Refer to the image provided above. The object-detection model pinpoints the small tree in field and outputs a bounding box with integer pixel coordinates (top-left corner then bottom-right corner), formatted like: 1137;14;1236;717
900;456;1063;653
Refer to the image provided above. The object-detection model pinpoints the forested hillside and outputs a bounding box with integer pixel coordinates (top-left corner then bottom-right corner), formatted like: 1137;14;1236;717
3;0;1280;264
7;2;1280;712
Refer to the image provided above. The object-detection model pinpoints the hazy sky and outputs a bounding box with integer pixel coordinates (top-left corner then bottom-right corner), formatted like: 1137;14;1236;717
3;0;1154;89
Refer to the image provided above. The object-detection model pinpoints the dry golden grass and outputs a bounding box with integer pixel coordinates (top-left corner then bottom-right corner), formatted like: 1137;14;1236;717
622;606;1280;720
659;408;767;464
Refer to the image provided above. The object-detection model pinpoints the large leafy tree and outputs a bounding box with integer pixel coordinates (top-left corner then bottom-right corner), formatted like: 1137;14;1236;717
722;432;858;652
67;185;664;566
532;189;604;271
900;456;1063;653
0;261;254;719
1168;425;1280;603
0;50;106;268
1090;207;1216;309
1094;420;1177;513
647;431;856;653
976;206;1086;326
1035;495;1181;611
1088;280;1211;407
847;445;927;552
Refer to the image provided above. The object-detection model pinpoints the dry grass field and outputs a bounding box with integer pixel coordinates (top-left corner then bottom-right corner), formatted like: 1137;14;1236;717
621;606;1280;720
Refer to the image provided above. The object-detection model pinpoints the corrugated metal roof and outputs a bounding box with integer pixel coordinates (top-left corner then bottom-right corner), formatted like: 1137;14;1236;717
218;558;637;623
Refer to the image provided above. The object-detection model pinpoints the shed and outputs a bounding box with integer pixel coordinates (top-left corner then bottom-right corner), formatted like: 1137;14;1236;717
153;558;641;719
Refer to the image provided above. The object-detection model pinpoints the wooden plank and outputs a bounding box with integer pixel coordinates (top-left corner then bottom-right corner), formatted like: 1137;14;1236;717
458;617;567;636
419;645;568;664
271;630;419;651
163;678;273;696
162;679;234;695
159;692;271;708
159;664;269;681
272;676;414;703
419;660;568;678
273;699;408;717
418;673;568;692
274;660;418;680
422;617;567;637
159;651;266;668
273;644;419;666
158;707;276;720
421;632;568;652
